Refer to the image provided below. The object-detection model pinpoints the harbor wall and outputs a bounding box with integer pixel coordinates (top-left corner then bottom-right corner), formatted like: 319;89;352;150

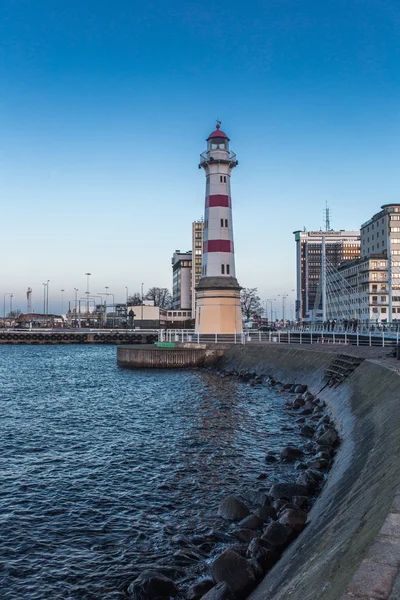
117;345;226;368
218;345;400;600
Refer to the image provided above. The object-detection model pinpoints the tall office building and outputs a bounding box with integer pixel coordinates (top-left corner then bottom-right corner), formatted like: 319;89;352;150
191;220;204;316
294;229;360;321
172;250;192;311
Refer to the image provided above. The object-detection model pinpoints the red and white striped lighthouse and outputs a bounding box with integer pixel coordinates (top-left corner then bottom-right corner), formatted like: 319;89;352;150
195;123;243;334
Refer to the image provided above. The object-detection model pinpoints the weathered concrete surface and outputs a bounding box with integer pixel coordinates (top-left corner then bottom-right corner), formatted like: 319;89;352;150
219;345;400;600
117;344;225;368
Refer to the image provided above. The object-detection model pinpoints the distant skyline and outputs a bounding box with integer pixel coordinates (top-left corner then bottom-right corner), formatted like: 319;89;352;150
1;0;399;315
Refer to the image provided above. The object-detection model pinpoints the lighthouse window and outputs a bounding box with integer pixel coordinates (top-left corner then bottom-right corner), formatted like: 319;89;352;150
224;176;227;183
226;265;230;275
221;218;224;227
225;219;228;227
220;176;223;183
221;265;225;274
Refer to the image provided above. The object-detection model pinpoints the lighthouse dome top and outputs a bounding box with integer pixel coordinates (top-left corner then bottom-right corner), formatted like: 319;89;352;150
207;122;230;142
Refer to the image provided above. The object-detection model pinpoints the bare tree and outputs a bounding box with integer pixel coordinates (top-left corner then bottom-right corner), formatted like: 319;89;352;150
7;309;22;319
146;287;172;309
240;288;262;320
127;293;143;306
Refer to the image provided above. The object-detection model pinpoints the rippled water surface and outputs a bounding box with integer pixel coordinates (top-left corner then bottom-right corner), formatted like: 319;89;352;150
0;345;300;599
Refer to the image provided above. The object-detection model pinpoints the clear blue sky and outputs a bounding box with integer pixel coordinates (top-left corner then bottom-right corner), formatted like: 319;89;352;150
1;0;399;316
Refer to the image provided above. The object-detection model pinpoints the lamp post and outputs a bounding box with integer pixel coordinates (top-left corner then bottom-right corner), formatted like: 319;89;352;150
46;280;50;316
74;288;79;327
125;287;129;304
10;294;13;315
267;298;276;323
141;282;144;323
42;283;47;319
61;289;65;314
99;289;115;326
85;272;91;315
3;293;12;320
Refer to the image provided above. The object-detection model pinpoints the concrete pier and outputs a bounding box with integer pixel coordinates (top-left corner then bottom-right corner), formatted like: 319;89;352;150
117;344;225;368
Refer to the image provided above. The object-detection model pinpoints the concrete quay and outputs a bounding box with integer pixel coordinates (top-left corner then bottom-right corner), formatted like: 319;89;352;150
117;343;227;368
217;344;400;600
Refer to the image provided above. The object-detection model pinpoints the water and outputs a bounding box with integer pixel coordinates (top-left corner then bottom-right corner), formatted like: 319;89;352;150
0;345;301;599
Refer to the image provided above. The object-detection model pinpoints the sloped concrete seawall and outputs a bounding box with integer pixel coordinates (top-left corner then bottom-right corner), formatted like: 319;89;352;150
218;345;400;600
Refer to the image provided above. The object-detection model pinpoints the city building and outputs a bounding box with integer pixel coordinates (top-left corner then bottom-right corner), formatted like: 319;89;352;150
192;220;204;316
195;123;243;334
325;204;400;322
294;229;360;321
171;250;192;310
128;305;192;329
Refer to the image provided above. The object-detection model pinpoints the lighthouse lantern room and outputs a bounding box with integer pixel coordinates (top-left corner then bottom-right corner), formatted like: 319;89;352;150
195;123;243;334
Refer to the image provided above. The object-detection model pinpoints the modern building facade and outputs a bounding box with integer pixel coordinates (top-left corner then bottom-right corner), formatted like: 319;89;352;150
294;229;360;321
172;250;192;310
195;123;243;334
191;220;204;316
325;204;400;322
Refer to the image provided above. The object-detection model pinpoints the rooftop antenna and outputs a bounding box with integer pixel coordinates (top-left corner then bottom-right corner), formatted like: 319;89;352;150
325;202;331;231
216;119;222;127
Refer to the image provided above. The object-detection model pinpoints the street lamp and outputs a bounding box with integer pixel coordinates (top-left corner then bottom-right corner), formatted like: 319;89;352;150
3;293;12;319
267;298;276;323
85;273;91;315
74;288;79;327
61;289;65;314
141;282;144;323
46;280;50;315
42;283;47;317
10;294;13;315
125;287;129;304
278;294;289;321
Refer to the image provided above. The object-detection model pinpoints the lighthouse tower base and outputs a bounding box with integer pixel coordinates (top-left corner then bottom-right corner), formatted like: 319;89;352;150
195;277;243;335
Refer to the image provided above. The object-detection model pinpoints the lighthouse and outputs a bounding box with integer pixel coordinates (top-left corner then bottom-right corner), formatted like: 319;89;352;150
195;123;243;334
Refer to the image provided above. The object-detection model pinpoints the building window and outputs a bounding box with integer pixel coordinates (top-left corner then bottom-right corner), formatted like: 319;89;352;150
381;308;387;313
225;219;228;227
381;296;386;302
221;218;224;227
221;264;225;274
226;264;230;275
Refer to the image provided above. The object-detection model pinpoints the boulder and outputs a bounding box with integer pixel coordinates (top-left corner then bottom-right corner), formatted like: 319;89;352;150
234;528;258;543
306;458;329;471
276;502;298;517
199;583;233;600
317;428;339;447
218;496;250;521
211;549;256;596
294;461;307;471
265;452;278;463
238;514;264;530
246;538;279;571
300;425;315;438
280;446;304;461
241;490;269;507
301;401;315;415
294;384;307;394
128;570;178;600
296;470;321;494
187;579;214;600
269;482;308;500
292;398;305;409
255;504;277;521
292;496;309;510
278;508;307;532
261;522;292;547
